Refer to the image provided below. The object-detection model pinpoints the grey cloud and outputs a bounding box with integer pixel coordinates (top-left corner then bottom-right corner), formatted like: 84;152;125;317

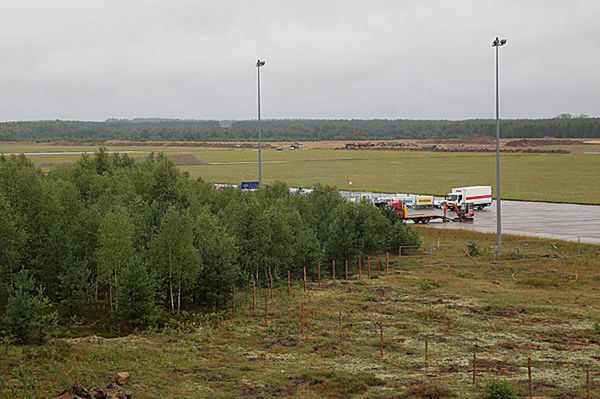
0;0;598;121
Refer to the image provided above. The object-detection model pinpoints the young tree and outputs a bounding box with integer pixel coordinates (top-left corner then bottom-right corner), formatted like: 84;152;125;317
0;195;27;289
149;206;200;313
1;269;56;344
355;199;390;255
193;208;239;310
59;259;91;316
116;261;157;327
386;222;421;255
96;207;134;310
325;202;361;263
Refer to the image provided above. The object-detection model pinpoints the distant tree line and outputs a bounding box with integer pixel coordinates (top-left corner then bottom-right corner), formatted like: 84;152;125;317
0;117;599;142
0;150;419;343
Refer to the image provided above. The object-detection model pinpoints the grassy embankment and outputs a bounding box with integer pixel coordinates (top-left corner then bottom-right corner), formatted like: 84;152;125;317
2;142;599;204
1;228;599;398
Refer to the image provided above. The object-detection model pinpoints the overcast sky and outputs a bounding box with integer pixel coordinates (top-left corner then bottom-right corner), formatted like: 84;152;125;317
1;0;598;121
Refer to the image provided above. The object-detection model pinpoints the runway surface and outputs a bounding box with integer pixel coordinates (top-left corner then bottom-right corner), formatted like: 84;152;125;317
426;200;600;244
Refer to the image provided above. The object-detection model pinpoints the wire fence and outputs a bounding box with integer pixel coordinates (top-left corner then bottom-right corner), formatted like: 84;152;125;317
393;239;599;269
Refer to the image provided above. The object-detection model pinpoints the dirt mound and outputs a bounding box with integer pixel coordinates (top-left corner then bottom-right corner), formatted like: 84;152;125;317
505;139;585;147
103;140;274;149
421;137;495;145
340;146;569;154
167;154;206;165
134;153;206;165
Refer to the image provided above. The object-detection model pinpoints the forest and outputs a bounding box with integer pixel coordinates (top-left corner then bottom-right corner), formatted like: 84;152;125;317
0;150;419;344
1;116;599;142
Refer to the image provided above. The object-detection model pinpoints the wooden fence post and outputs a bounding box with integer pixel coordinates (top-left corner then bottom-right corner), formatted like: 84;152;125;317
586;369;590;399
317;262;321;288
269;273;273;299
332;260;336;280
528;357;532;398
345;259;348;280
303;266;307;292
232;286;236;318
378;255;381;273
386;252;389;273
287;270;291;295
359;259;362;280
368;256;371;278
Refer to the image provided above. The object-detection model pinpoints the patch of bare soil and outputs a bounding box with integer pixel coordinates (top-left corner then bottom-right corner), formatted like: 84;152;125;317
421;138;495;145
505;139;586;147
134;153;206;165
63;140;276;149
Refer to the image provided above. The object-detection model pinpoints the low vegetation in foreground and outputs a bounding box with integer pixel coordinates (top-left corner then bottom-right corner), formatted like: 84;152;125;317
1;227;599;398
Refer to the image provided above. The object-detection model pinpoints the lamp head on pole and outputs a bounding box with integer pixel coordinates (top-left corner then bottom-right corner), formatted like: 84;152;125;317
492;37;507;47
256;59;266;67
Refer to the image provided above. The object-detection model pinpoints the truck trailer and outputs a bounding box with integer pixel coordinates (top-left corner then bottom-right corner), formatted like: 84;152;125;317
445;186;492;210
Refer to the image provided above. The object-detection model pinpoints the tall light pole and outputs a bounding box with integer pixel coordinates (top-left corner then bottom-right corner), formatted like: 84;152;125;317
492;37;507;256
256;59;266;186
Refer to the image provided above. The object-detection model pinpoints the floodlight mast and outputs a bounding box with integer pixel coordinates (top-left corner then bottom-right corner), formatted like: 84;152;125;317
492;37;507;256
256;59;265;186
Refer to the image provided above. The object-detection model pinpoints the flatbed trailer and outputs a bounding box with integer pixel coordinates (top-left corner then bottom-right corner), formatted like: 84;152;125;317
390;201;451;224
389;200;474;223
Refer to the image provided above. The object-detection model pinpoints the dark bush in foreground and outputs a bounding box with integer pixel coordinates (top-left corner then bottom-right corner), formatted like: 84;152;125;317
482;378;517;399
1;269;56;344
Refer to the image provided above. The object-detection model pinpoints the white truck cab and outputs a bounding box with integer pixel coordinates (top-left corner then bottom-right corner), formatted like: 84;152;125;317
446;186;492;210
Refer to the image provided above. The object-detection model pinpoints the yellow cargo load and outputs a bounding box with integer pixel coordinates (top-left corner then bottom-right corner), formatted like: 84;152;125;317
415;195;433;208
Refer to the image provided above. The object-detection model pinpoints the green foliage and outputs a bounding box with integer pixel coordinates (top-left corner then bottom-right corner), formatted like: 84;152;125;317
1;118;599;142
1;269;57;344
593;321;600;334
387;222;421;255
0;149;422;328
467;241;481;256
193;208;239;310
96;207;135;310
482;378;516;399
0;194;27;287
149;206;201;313
59;260;91;316
418;280;433;291
116;261;158;327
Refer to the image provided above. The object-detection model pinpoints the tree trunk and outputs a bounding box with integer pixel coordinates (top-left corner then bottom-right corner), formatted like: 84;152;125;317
109;281;113;311
177;278;182;314
169;278;175;314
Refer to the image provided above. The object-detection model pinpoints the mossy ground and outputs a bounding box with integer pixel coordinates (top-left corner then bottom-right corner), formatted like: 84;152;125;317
1;228;598;398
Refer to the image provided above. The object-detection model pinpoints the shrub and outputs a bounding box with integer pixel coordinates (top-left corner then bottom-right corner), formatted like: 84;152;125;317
1;269;57;344
467;241;481;256
593;321;600;334
387;222;421;255
482;378;517;399
116;261;158;328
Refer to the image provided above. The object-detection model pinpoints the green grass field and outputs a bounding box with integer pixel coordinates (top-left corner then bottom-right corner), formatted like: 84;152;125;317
2;143;600;204
1;228;598;398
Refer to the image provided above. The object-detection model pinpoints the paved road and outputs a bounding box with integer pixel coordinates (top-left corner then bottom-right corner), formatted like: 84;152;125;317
426;200;600;244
